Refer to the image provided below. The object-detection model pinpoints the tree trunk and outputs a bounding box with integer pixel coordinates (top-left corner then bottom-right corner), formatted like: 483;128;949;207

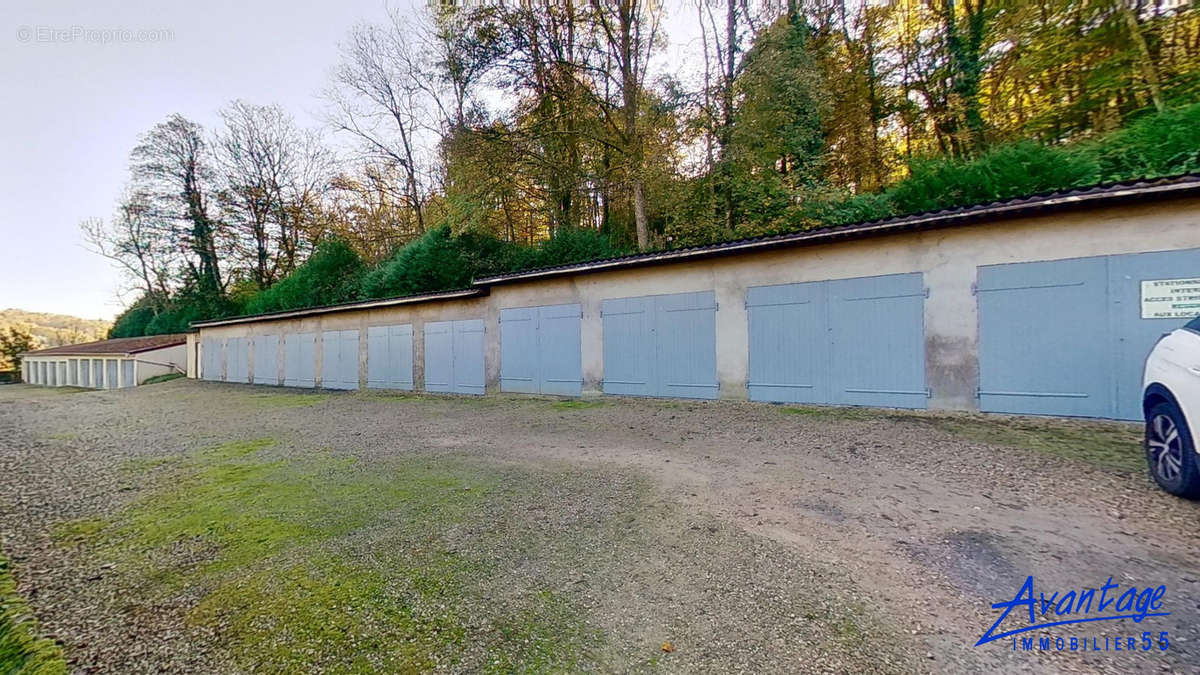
632;179;649;250
721;0;737;234
1120;7;1166;113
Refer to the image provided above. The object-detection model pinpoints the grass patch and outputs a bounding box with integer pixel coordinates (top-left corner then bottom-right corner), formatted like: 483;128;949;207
67;438;600;671
896;414;1143;473
358;390;424;402
190;555;467;673
780;405;879;421
245;392;329;408
141;373;184;385
52;517;109;547
39;432;77;441
779;404;1142;472
551;399;605;410
0;555;68;675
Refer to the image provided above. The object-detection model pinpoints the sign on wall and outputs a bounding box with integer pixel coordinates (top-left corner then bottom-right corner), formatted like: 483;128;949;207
1141;278;1200;319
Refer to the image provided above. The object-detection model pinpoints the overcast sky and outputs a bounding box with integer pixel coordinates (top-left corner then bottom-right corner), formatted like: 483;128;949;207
0;0;701;320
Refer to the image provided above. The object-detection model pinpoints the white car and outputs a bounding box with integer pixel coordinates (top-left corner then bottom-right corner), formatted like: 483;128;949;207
1143;316;1200;497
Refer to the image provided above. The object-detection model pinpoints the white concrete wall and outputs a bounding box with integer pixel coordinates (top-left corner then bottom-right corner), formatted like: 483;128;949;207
134;344;187;384
192;198;1200;411
22;343;186;388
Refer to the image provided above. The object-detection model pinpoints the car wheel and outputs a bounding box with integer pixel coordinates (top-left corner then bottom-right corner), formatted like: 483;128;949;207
1145;401;1200;499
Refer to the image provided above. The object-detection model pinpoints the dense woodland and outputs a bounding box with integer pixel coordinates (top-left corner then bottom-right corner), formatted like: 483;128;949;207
90;0;1200;338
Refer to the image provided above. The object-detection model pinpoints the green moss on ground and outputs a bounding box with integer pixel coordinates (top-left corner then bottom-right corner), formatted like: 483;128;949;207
551;400;605;410
244;392;329;408
57;438;600;672
780;405;1142;473
0;555;68;675
51;518;109;547
896;414;1143;474
141;373;184;385
39;432;77;442
780;405;879;421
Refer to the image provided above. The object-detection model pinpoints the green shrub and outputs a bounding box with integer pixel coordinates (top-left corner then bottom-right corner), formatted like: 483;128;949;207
790;189;895;228
110;291;235;337
243;240;365;315
887;141;1099;214
1;555;68;674
108;295;160;338
359;226;522;299
524;228;627;268
1091;103;1200;181
141;372;184;385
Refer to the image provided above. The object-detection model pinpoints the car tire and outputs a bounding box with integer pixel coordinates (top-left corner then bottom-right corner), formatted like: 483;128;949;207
1145;401;1200;499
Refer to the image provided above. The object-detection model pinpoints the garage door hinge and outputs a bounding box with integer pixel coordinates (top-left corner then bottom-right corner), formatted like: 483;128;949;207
970;282;977;296
926;388;933;398
923;287;930;298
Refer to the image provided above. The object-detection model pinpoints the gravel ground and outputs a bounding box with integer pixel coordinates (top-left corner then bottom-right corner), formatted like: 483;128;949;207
1;380;1199;673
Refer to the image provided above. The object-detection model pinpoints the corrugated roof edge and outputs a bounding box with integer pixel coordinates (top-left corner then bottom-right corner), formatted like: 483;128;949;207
189;287;489;329
20;334;188;357
476;173;1200;285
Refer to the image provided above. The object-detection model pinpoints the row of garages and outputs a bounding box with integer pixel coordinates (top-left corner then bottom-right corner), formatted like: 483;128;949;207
23;357;133;389
190;179;1200;421
196;244;1200;420
21;335;189;390
196;277;943;408
203;319;485;394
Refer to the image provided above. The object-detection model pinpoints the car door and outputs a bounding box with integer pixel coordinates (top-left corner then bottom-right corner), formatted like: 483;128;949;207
1160;318;1200;441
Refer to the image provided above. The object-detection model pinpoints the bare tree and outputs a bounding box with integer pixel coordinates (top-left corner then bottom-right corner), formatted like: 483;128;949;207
589;0;663;249
327;19;443;235
481;0;594;235
81;190;174;303
214;100;334;289
129;114;224;295
428;3;502;128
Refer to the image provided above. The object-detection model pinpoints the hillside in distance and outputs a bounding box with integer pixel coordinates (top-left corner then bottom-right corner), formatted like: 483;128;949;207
0;308;111;350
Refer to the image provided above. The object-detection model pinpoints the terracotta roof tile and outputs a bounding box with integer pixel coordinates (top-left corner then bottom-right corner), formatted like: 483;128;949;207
22;334;187;357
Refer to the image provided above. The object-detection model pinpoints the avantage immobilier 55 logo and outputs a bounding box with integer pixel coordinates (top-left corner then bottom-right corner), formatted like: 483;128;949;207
977;575;1170;654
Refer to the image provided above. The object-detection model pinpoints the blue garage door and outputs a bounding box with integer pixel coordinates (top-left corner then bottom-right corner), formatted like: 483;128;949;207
201;338;223;381
979;248;1200;420
602;291;718;399
747;273;928;409
321;330;360;390
105;360;118;390
227;337;250;383
92;360;103;389
424;320;485;395
284;333;317;388
500;303;582;396
367;325;413;390
121;360;135;388
253;335;279;385
79;359;90;388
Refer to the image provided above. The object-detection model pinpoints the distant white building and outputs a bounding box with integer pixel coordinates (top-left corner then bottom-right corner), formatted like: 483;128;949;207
21;334;187;389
